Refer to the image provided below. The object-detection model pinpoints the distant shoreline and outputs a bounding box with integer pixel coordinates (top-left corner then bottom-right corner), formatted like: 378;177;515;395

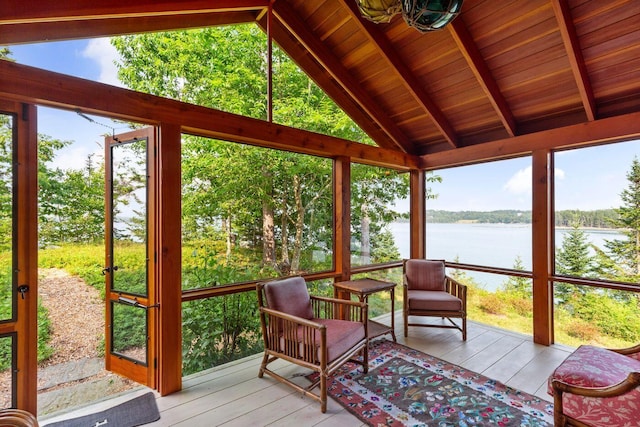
392;219;622;232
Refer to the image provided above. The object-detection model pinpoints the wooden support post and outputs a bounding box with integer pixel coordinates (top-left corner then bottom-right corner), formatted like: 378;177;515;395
410;170;426;259
334;157;351;282
155;123;182;395
15;103;38;414
532;149;554;345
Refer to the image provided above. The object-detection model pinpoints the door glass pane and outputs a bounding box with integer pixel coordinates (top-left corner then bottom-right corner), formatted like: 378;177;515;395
111;139;148;296
111;302;147;365
0;333;16;409
0;114;13;322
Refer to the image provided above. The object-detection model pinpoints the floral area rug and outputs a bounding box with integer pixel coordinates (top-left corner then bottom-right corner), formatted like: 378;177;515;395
325;339;553;426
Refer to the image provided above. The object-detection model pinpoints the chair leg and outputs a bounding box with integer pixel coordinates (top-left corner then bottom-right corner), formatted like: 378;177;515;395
462;317;467;341
258;352;269;378
320;371;328;413
403;310;408;337
362;343;369;374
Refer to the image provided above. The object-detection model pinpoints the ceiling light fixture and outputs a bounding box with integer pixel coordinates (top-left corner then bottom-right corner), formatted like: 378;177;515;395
356;0;402;23
355;0;463;32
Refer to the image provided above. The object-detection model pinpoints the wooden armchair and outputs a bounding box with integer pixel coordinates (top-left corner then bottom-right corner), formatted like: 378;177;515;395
548;343;640;427
256;276;368;413
403;259;467;340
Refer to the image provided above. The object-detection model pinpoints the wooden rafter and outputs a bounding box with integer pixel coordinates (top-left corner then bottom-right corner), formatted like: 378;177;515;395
449;18;517;137
256;16;397;148
0;0;269;24
0;12;257;45
421;110;640;170
342;1;459;148
0;59;419;170
272;1;415;154
551;0;596;121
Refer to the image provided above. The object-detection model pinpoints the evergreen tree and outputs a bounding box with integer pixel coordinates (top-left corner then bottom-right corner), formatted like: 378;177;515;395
556;223;593;277
555;221;594;302
602;157;640;282
502;255;531;297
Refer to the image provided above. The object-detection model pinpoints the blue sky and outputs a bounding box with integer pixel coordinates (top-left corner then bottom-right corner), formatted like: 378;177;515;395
7;38;640;213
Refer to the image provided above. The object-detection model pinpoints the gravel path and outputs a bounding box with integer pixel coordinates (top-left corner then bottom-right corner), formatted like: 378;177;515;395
38;268;104;367
1;269;136;410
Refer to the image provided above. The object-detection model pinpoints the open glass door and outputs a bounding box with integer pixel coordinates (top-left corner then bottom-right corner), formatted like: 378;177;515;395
104;127;157;388
0;102;38;414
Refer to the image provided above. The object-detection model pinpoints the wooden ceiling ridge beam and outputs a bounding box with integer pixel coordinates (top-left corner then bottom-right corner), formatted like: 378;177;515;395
0;1;270;24
271;1;415;154
0;59;418;170
342;0;459;148
255;15;396;148
421;110;640;170
550;0;597;121
0;12;258;45
449;18;517;137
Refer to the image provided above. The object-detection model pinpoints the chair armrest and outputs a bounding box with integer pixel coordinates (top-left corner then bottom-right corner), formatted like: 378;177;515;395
310;295;367;323
551;371;640;399
611;343;640;356
259;306;324;330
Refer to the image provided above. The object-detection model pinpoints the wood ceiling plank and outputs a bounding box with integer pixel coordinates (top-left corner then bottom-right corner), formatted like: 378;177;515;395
449;18;517;136
0;59;418;170
340;0;459;148
551;0;596;121
272;1;415;153
1;0;269;23
0;12;257;45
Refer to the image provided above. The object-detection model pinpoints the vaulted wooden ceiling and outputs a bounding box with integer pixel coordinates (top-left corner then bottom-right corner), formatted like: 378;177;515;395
2;0;640;168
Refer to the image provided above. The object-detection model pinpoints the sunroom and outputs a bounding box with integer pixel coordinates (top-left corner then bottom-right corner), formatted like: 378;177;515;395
1;0;640;425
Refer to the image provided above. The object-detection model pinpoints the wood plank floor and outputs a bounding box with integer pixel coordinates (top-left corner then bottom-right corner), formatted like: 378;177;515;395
40;313;573;426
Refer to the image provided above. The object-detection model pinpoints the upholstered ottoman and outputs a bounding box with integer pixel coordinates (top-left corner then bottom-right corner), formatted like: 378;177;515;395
548;344;640;427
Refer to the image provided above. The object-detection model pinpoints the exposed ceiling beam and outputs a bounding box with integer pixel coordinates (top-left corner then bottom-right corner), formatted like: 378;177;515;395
551;0;596;121
0;59;419;170
342;1;459;148
449;18;518;137
256;16;397;149
272;1;415;154
0;0;268;24
0;12;257;45
422;111;640;170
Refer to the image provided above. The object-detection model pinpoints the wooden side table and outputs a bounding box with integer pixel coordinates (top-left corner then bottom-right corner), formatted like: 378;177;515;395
333;278;397;342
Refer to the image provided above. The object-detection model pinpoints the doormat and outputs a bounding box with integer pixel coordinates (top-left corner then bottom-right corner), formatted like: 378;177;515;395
43;391;160;427
323;339;553;426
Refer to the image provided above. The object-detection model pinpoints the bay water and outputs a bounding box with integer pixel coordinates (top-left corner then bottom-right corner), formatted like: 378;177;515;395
389;222;622;291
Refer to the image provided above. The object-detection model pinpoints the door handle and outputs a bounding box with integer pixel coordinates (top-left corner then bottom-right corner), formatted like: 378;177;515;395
17;284;29;299
101;265;119;275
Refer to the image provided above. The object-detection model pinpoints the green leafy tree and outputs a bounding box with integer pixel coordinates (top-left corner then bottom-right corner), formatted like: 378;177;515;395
113;25;405;273
39;153;105;245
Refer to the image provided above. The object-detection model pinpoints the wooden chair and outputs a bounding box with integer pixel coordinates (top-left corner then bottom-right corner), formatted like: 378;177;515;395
548;343;640;427
0;409;39;426
403;259;467;340
256;276;368;413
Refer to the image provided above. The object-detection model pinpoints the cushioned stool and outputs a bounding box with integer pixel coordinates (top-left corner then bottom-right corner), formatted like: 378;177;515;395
548;344;640;427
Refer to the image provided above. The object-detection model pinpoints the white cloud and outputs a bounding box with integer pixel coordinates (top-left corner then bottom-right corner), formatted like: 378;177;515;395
81;38;123;87
503;166;565;195
504;166;532;195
